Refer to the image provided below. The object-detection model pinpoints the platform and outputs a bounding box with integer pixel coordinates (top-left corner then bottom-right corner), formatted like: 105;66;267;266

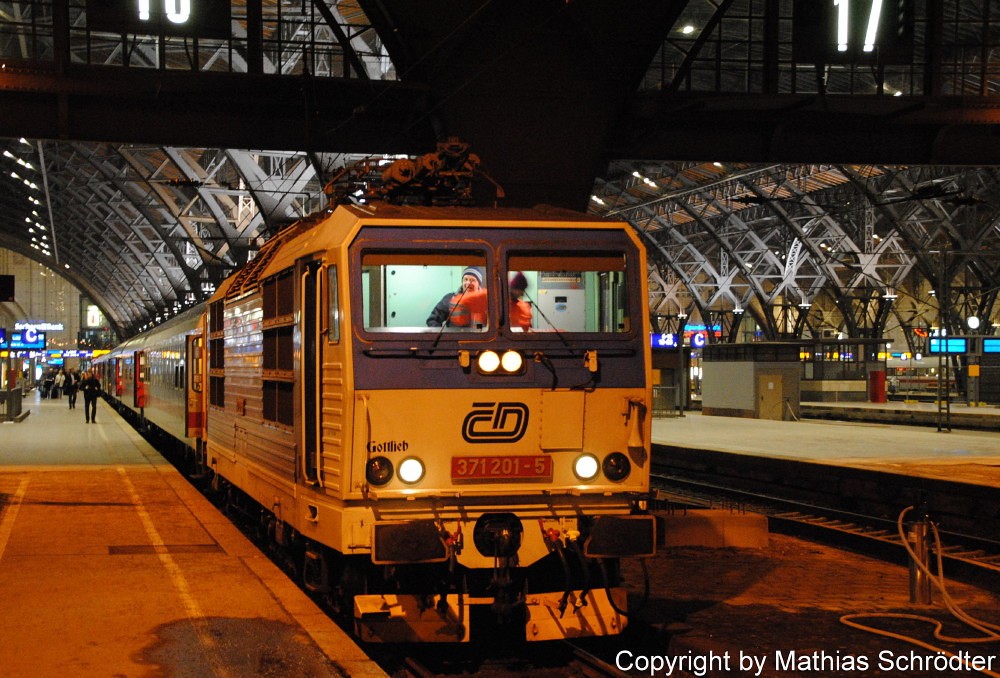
0;392;385;678
653;407;1000;488
803;399;1000;432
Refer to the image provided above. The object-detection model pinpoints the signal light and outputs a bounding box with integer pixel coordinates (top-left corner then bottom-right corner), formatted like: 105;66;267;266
366;456;394;486
602;452;632;481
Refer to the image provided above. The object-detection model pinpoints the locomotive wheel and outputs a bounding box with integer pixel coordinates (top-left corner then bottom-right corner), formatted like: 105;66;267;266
328;559;367;621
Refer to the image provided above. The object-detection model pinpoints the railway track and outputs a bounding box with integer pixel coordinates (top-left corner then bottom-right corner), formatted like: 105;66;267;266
650;467;1000;581
384;639;630;678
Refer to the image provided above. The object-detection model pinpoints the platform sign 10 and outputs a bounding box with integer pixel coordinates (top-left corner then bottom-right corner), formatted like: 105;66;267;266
86;0;232;39
928;337;968;355
0;327;6;348
793;0;914;65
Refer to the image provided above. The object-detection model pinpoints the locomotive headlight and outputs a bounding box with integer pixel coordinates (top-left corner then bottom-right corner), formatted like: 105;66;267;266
573;453;600;481
602;452;632;481
366;456;394;486
477;350;500;373
398;457;425;484
500;350;523;373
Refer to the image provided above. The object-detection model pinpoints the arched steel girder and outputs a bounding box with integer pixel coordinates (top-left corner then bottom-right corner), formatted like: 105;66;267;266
600;162;862;339
840;166;1000;335
730;166;921;338
599;163;778;312
594;161;1000;341
32;142;329;336
41;143;202;331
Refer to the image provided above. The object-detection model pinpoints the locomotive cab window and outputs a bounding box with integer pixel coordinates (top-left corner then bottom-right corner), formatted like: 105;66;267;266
506;253;631;334
361;252;489;333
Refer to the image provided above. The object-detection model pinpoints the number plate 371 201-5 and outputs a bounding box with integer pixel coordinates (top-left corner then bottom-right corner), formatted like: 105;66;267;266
451;455;552;482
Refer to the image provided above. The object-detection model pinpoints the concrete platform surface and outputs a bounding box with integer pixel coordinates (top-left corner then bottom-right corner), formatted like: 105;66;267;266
0;392;385;678
653;410;1000;487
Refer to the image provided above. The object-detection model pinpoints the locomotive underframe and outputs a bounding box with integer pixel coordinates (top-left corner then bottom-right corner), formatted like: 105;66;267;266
206;444;654;642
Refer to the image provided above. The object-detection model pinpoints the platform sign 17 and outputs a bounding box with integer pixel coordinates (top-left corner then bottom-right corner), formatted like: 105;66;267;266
86;0;231;39
793;0;913;65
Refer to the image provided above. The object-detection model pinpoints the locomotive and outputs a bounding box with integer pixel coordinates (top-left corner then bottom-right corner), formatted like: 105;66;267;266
95;147;656;643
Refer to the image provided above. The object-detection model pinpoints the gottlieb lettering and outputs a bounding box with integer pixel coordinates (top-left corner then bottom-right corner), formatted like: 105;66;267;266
367;440;409;453
462;401;529;443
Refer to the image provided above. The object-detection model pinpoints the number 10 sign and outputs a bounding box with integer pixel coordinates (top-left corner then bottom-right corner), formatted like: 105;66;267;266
86;0;232;39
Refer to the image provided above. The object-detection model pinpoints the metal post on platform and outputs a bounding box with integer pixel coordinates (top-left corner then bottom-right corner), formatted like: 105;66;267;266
908;512;933;605
4;355;13;422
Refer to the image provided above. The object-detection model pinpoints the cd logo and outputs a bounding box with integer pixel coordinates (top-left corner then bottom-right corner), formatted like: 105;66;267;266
462;402;529;443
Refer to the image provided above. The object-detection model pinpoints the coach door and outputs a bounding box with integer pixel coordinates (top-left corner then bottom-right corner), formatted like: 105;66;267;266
185;334;204;438
134;350;148;409
301;259;323;486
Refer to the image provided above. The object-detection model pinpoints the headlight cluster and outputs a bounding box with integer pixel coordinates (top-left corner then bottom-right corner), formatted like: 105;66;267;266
476;349;524;374
366;456;425;486
574;451;632;482
368;451;629;488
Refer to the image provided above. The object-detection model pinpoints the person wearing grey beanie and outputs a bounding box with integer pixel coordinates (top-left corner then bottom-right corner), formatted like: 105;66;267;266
426;266;485;327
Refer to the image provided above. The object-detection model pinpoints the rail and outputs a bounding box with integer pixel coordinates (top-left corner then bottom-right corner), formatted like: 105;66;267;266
649;469;1000;581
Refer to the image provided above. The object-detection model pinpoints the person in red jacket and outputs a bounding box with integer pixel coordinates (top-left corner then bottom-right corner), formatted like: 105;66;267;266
506;272;533;331
458;271;533;331
426;266;485;327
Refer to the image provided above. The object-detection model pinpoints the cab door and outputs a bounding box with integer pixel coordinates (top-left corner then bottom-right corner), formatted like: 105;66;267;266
301;259;323;486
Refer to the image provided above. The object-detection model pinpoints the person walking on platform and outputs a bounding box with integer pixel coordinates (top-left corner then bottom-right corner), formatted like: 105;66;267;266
53;369;66;399
80;370;101;423
64;369;80;409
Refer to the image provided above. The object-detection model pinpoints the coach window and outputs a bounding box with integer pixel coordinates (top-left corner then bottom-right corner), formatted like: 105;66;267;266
262;269;295;426
361;251;489;333
208;299;225;407
506;253;631;334
327;265;340;343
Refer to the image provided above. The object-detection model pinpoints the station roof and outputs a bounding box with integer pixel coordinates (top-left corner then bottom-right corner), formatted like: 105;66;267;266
1;1;998;341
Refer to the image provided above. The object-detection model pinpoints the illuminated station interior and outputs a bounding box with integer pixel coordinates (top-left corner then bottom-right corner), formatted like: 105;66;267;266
2;1;1000;675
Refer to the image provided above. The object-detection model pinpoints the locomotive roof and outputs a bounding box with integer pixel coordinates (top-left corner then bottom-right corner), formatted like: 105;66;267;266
218;202;626;301
337;202;611;224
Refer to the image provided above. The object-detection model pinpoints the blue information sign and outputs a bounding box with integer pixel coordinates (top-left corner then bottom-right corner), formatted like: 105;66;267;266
9;329;46;350
928;337;967;354
651;333;678;349
983;338;1000;354
0;327;6;348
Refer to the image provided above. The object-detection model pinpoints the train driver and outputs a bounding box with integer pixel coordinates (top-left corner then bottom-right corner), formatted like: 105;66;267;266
426;266;486;328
